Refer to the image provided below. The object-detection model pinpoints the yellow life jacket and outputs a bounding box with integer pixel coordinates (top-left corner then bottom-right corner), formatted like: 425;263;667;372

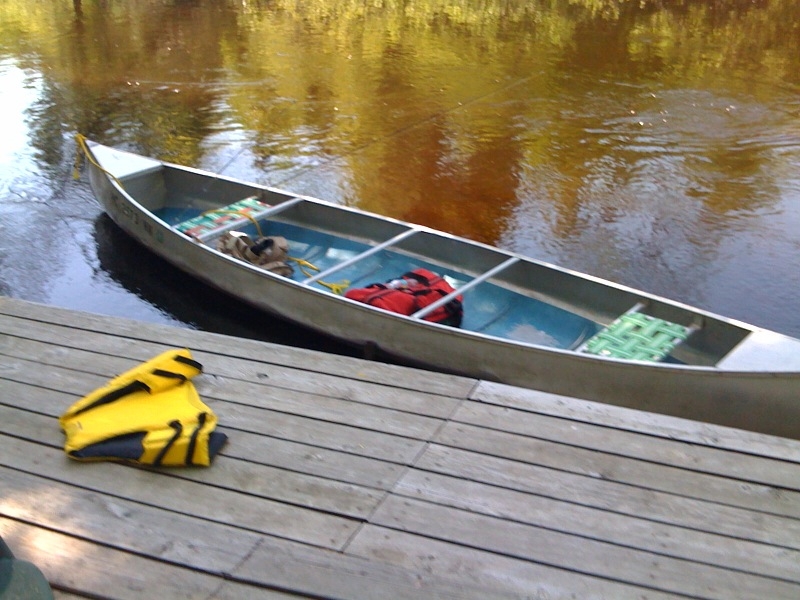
59;348;226;467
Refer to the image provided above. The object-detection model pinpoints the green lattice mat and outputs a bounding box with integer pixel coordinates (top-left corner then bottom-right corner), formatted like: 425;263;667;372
582;312;691;361
175;196;269;238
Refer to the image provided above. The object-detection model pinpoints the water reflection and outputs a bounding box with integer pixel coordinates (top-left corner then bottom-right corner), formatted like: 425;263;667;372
0;0;798;339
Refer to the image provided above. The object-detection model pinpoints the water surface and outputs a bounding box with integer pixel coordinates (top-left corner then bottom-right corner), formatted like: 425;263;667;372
1;0;798;348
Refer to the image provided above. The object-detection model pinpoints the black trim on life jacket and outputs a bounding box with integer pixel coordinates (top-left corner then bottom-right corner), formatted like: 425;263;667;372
151;368;188;383
185;412;207;466
208;431;228;461
153;420;183;466
70;380;150;417
68;431;147;461
69;354;202;418
173;354;203;372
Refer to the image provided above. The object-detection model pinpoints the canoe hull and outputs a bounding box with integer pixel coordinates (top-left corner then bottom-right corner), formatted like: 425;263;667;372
85;141;800;439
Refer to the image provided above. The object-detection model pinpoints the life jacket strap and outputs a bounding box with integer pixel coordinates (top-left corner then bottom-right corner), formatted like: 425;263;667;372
152;420;183;467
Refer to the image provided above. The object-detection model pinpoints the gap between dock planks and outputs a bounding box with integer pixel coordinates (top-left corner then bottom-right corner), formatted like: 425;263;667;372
2;296;800;599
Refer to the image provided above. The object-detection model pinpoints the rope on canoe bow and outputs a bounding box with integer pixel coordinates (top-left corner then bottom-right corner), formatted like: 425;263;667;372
73;133;125;190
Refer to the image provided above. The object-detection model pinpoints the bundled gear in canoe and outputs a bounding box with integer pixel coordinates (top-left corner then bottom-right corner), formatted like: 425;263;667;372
217;231;294;277
59;349;227;467
345;268;463;327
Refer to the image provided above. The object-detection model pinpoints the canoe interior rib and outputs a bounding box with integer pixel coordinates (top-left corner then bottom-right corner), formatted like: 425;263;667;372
111;159;751;367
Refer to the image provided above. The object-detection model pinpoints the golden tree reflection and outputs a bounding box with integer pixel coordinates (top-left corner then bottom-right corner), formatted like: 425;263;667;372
0;0;797;256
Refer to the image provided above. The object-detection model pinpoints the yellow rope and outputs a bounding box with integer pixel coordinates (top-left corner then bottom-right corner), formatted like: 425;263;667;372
289;257;319;273
288;256;350;294
73;133;125;189
318;279;351;295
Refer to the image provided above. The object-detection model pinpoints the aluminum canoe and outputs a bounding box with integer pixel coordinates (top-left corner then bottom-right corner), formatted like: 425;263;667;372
81;138;800;439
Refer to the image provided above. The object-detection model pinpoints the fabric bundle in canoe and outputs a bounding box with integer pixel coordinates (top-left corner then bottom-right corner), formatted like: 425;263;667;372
59;348;227;467
216;231;294;277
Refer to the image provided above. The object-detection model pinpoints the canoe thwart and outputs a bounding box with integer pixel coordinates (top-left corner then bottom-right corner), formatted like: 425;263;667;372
302;228;419;285
411;257;520;321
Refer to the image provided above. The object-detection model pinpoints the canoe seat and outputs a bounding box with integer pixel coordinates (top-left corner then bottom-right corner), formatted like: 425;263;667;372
174;196;271;241
580;310;693;362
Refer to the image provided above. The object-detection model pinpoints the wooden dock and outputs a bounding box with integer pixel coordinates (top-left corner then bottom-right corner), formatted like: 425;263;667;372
2;296;799;599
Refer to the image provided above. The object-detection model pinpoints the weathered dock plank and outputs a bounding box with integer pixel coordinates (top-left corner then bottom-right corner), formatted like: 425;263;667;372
444;406;800;516
1;433;361;549
392;468;800;581
0;315;464;419
345;526;691;600
2;358;426;464
473;380;800;460
2;296;800;599
461;389;800;487
0;520;302;600
431;426;800;546
1;407;383;520
0;296;475;398
367;496;800;600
